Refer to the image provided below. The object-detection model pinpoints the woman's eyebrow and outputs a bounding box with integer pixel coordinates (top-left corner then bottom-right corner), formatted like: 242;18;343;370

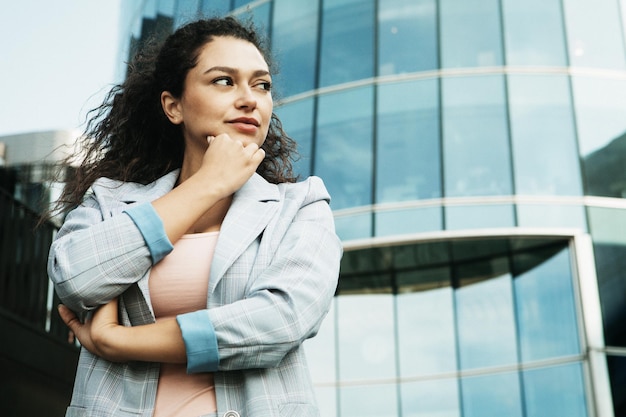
204;66;270;77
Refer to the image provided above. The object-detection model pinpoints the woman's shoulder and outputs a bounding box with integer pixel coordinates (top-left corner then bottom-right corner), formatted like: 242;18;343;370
278;176;331;205
88;170;179;204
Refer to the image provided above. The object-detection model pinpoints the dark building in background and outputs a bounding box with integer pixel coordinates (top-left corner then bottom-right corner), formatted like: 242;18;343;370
119;0;626;416
0;131;79;416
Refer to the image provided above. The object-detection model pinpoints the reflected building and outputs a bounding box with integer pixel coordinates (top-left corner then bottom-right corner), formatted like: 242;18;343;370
119;1;626;416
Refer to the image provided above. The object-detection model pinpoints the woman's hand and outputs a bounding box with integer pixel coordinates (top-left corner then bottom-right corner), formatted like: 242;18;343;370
58;300;188;364
58;299;127;362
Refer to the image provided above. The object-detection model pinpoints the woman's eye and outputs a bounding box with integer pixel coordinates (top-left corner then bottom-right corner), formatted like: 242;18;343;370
213;77;233;86
258;82;272;91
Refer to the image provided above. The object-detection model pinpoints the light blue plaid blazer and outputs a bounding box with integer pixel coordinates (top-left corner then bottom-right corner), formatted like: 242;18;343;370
48;170;342;417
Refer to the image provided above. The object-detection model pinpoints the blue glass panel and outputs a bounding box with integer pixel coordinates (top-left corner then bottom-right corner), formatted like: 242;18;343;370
378;0;438;75
508;75;582;196
376;79;441;203
397;287;457;376
445;204;515;230
375;206;443;236
157;0;175;15
334;213;372;241
440;0;503;68
572;77;626;198
461;372;523;417
563;0;626;69
340;384;398;417
456;271;518;369
442;75;512;197
514;246;580;361
272;0;319;96
199;0;230;16
502;0;567;65
522;362;588;417
233;0;252;8
400;378;460;417
315;86;374;210
319;0;375;87
337;294;396;380
174;0;200;26
275;99;315;178
517;204;587;230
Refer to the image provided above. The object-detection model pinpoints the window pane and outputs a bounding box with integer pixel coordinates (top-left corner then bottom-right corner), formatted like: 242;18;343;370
378;0;438;75
319;0;375;86
446;204;515;230
337;294;396;380
401;378;460;417
573;77;626;198
461;372;523;417
199;0;230;15
376;80;441;203
455;267;518;369
272;0;319;96
335;213;372;241
502;0;567;65
442;75;512;197
523;363;588;417
517;204;587;230
440;0;503;68
275;98;315;178
375;206;443;236
563;0;626;69
340;384;398;417
508;75;582;195
397;286;457;376
315;87;374;210
174;0;199;26
607;355;626;417
514;246;580;361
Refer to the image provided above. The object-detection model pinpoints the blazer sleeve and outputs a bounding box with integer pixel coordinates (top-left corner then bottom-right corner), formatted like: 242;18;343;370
177;177;343;372
47;194;172;315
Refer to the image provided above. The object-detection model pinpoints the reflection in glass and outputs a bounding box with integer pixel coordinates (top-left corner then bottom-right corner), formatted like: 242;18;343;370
440;0;503;68
514;246;580;361
607;355;626;417
442;75;512;197
275;98;315;178
400;378;460;417
272;0;319;96
376;80;441;203
397;286;456;376
522;363;588;417
340;384;398;417
315;87;374;210
334;213;372;241
461;372;522;417
508;75;582;196
337;294;396;380
562;0;626;69
375;206;443;236
455;265;518;369
445;204;515;230
501;0;567;66
174;0;200;27
573;77;626;198
378;0;438;75
319;0;375;86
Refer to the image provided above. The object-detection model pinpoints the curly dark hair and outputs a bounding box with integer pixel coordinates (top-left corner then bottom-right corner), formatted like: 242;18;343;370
55;16;298;215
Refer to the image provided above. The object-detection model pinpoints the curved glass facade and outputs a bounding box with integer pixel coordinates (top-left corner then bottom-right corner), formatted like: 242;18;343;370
120;1;626;415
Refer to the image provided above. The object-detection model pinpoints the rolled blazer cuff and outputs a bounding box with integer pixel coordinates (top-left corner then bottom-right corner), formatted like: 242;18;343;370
123;202;173;264
177;310;219;373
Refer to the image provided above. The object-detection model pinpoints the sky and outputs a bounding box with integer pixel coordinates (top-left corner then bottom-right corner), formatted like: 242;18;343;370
0;0;123;137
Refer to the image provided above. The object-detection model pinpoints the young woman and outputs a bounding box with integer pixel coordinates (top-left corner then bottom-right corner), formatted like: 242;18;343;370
48;16;342;417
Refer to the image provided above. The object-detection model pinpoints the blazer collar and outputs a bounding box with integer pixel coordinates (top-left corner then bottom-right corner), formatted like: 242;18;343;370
210;173;280;292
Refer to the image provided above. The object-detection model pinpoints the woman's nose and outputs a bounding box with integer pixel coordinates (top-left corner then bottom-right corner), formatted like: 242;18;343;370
235;86;257;110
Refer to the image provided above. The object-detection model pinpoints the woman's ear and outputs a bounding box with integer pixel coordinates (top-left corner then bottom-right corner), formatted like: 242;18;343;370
161;91;183;124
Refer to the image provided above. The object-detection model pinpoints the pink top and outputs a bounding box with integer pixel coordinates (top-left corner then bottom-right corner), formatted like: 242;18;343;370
149;232;219;417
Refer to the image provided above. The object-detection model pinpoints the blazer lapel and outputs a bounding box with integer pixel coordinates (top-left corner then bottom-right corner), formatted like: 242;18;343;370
209;174;280;293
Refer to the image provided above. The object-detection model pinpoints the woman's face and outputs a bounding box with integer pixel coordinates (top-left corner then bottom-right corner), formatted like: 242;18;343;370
163;36;273;150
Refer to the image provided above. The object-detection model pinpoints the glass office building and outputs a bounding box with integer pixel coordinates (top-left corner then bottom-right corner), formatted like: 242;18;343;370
120;1;626;416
